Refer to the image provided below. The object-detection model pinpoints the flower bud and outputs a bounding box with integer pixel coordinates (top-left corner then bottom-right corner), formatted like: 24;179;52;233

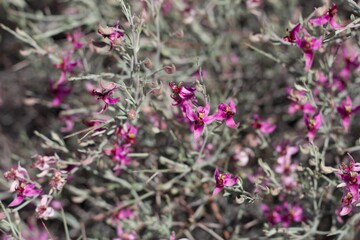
164;64;176;74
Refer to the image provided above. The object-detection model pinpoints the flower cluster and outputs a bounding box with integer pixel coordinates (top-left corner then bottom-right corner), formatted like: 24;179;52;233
336;154;360;216
104;122;138;174
262;202;304;227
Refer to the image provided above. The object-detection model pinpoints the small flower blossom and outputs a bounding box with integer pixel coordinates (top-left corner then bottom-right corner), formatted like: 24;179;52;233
251;114;276;134
282;23;301;43
309;4;344;29
336;154;360;216
92;87;120;113
304;112;323;141
49;170;67;191
214;99;239;128
169;82;196;106
9;182;41;207
66;30;84;50
53;55;80;75
32;154;57;177
295;29;323;71
184;102;216;140
49;79;72;106
212;168;238;196
4;164;28;192
114;225;137;240
338;46;360;80
262;202;304;227
36;195;55;219
117;122;138;144
337;96;360;132
104;144;132;174
98;22;124;51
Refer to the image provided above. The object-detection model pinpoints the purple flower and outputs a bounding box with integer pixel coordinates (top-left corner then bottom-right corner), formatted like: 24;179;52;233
304;112;322;141
9;182;41;207
295;29;323;71
262;202;304;227
282;23;301;43
337;96;360;132
53;55;80;74
98;22;124;51
212;168;238;196
251;114;276;134
309;4;344;29
104;144;132;174
49;79;72;106
92;87;120;113
169;82;196;106
184;102;216;140
116;122;138;145
214;99;239;128
336;154;360;216
275;142;298;175
339;46;360;80
66;30;84;50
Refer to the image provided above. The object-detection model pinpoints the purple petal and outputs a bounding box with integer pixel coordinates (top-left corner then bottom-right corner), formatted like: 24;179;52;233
260;122;276;134
224;177;238;186
193;125;204;140
212;186;223;196
304;52;314;72
339;205;352;216
329;18;344;29
9;195;24;207
308;130;316;141
309;16;329;26
303;103;316;114
203;114;216;124
342;116;350;132
104;97;120;105
225;117;238;128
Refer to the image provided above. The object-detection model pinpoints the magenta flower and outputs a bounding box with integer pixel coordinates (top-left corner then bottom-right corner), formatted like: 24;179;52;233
339;46;360;80
53;55;80;74
262;204;282;226
169;82;196;106
66;30;84;50
117;122;138;144
92;87;120;113
104;144;132;174
9;182;41;207
295;29;323;71
262;202;304;227
309;4;344;29
282;23;301;43
49;79;72;106
114;225;137;240
304;112;322;141
32;154;57;177
98;22;124;51
184;102;216;140
4;164;28;192
275;142;298;175
336;154;360;215
212;168;238;196
337;96;360;132
214;99;239;128
49;170;67;190
251;114;276;134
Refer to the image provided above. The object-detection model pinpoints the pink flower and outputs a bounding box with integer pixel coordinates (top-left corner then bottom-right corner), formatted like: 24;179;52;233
282;23;301;43
49;170;67;191
32;154;57;177
53;55;80;75
114;225;136;240
4;164;28;192
338;46;360;80
92;87;120;113
117;122;138;145
49;79;72;106
304;112;322;141
36;195;55;219
212;168;238;196
251;114;276;134
337;96;360;132
104;144;132;174
98;22;124;51
309;4;344;29
214;99;239;128
169;82;196;106
295;29;323;71
275;142;298;175
66;30;84;50
262;202;304;227
336;154;360;216
9;182;41;207
184;102;216;140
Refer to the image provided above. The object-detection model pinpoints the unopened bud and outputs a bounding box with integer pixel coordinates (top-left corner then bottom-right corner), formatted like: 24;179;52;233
164;64;176;74
143;58;153;69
